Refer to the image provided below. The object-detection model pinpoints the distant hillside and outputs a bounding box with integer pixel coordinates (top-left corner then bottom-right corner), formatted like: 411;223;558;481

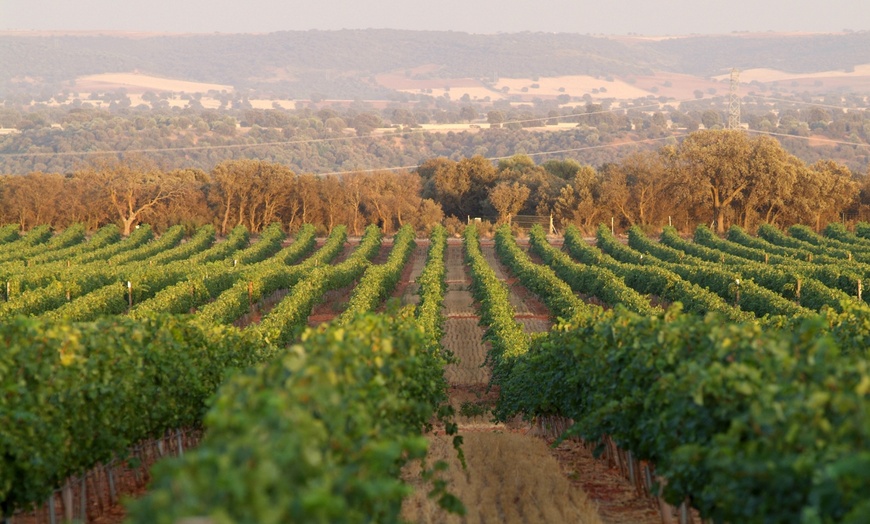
645;32;870;76
3;30;870;100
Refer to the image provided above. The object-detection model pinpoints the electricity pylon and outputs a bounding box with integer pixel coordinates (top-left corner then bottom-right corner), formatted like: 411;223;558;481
728;68;741;129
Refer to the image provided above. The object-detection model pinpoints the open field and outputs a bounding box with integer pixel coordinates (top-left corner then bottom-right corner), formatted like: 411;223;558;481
384;73;653;102
713;63;870;83
52;61;870;111
73;72;233;94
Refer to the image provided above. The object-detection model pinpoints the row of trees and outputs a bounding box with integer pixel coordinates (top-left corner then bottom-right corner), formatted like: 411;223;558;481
419;130;863;234
0;130;865;237
0;158;441;236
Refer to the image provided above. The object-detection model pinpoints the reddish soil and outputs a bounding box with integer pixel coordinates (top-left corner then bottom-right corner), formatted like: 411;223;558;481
548;439;663;524
11;431;200;524
379;240;429;310
307;239;393;326
479;237;663;524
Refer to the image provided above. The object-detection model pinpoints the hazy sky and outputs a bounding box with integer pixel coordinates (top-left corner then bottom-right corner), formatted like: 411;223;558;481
2;0;869;35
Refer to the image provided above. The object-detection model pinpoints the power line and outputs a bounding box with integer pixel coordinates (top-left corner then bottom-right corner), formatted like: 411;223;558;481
745;94;869;113
0;134;365;159
1;96;866;178
0;97;703;160
745;129;870;149
318;134;688;176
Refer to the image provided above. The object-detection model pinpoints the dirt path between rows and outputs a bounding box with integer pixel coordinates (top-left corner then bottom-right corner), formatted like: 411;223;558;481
402;237;661;524
402;238;600;524
384;239;429;310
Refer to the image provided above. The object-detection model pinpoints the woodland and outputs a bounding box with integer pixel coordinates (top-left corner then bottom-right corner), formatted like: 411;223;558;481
0;130;864;238
1;94;869;175
2;30;870;236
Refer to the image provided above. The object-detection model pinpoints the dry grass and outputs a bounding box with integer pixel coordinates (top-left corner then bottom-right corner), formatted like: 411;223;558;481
401;433;604;524
74;72;232;93
393;75;651;102
713;63;870;82
442;318;490;386
405;238;660;524
493;75;649;100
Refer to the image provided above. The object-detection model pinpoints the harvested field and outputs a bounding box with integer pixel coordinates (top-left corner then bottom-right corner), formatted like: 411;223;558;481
74;72;232;93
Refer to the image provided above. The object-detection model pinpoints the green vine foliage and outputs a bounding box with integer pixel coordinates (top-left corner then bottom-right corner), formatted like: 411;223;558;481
463;224;529;385
659;226;851;312
791;224;870;263
416;224;447;344
26;224;122;266
126;312;462;524
131;224;317;317
522;224;656;316
825;222;870;250
339;224;416;323
198;225;345;326
613;225;810;319
561;226;752;321
0;315;268;517
0;222;467;521
0;223;20;244
255;224;381;345
7;219;870;522
499;303;870;523
0;225;53;262
697;225;864;299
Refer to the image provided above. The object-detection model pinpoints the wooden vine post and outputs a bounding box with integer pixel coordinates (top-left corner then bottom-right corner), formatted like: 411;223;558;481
734;278;740;306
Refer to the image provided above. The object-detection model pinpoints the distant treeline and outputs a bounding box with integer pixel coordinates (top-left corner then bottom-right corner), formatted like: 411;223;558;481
3;30;870;99
1;130;867;238
1;98;869;176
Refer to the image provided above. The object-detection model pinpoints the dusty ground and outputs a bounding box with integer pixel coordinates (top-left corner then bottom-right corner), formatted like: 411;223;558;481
308;237;393;325
402;432;604;524
403;238;625;524
384;239;429;309
402;237;664;524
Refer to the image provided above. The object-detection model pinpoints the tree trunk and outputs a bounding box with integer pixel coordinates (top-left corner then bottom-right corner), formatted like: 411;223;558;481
122;216;136;237
221;196;233;236
711;186;726;234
